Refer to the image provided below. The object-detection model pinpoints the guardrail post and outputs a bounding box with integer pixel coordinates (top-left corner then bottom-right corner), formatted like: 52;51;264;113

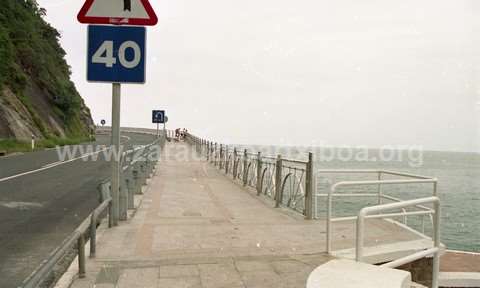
108;200;113;228
132;168;142;194
126;177;134;209
305;152;314;220
105;183;113;228
243;149;248;186
90;214;97;258
78;233;86;278
275;154;283;207
119;177;128;221
256;152;262;195
233;148;238;178
140;162;147;185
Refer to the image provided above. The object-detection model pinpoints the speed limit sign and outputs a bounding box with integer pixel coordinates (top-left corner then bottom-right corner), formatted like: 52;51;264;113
87;25;146;83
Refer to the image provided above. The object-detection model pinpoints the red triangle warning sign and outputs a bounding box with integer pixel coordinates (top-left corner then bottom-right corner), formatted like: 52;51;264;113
77;0;158;26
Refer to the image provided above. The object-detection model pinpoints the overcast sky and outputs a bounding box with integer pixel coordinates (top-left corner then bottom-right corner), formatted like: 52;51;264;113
37;0;479;152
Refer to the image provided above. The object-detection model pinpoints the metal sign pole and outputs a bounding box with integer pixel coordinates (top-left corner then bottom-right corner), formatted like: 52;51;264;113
111;83;121;226
157;123;159;138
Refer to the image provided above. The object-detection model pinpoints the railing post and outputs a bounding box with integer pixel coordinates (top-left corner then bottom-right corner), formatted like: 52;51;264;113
356;211;366;262
126;177;134;209
78;233;86;278
89;213;96;258
225;146;229;174
243;149;248;186
119;175;127;221
256;152;262;195
275;154;283;208
133;167;142;194
107;184;113;228
233;148;238;178
207;141;210;161
219;144;223;169
305;152;315;220
140;162;147;185
377;171;383;205
432;200;441;288
214;143;218;166
108;200;113;228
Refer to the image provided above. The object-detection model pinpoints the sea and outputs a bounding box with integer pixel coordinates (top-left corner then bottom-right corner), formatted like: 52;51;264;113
245;145;480;252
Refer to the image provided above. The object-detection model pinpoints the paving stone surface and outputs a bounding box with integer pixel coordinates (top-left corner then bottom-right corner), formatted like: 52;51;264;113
68;142;423;288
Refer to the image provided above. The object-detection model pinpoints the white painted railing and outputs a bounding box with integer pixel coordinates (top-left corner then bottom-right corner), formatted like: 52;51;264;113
356;196;441;288
316;169;437;254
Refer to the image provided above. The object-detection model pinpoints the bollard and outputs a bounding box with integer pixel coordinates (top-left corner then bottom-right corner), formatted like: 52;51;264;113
256;152;262;195
275;155;283;207
304;152;315;219
90;213;96;258
126;177;134;209
243;149;248;186
78;233;86;278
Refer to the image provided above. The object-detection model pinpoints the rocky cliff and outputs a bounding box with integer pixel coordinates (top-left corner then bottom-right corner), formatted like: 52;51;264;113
0;0;94;142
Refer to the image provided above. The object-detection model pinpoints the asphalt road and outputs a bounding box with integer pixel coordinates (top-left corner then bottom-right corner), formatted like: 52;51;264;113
0;132;157;288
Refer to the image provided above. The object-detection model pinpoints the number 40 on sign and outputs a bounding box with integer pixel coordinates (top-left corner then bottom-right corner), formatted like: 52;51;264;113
87;25;146;83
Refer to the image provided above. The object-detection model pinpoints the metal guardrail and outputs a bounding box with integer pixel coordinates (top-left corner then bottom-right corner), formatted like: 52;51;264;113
186;134;315;219
21;132;164;288
357;196;441;288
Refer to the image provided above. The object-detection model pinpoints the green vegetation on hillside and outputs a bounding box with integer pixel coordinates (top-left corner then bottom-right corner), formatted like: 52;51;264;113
0;0;93;145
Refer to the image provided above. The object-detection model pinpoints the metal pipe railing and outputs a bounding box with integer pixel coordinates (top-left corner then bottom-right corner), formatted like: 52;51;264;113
356;196;441;288
325;177;437;253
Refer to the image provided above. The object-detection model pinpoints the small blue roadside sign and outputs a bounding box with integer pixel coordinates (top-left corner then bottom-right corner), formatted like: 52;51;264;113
152;110;165;123
87;25;146;83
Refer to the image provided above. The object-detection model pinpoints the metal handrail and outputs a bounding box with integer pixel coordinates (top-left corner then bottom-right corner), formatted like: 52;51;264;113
326;178;437;253
356;196;441;288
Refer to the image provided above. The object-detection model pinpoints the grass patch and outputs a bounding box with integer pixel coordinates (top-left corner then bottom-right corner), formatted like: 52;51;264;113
0;136;94;154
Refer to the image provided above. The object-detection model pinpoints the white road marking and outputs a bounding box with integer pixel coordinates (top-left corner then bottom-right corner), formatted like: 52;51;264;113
0;201;43;209
42;161;62;169
0;148;108;183
0;135;154;183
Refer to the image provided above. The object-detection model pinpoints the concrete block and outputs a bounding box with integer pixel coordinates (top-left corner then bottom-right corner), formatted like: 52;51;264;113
306;259;411;288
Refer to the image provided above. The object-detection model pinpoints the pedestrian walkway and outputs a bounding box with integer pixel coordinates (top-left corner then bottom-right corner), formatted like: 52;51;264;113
68;143;424;288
